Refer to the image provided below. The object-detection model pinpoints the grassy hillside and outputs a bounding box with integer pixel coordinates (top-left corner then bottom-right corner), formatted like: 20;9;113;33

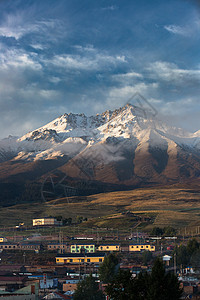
0;183;200;233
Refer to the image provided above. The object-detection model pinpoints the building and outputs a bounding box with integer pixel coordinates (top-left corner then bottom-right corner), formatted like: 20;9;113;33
32;217;62;227
56;253;105;264
129;244;155;252
0;237;7;243
20;242;41;251
163;255;172;266
0;243;19;250
97;244;120;252
63;277;79;292
0;242;41;251
47;243;69;252
70;243;95;253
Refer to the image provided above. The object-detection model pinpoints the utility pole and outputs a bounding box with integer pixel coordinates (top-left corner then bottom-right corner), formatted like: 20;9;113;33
23;252;26;265
174;253;176;275
59;230;64;254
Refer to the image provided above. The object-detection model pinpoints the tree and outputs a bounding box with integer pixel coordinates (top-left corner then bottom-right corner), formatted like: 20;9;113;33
142;250;153;265
98;253;119;283
187;238;199;256
106;258;182;300
147;258;182;300
106;269;136;300
173;245;189;267
150;227;163;236
73;274;104;300
190;249;200;269
163;226;176;236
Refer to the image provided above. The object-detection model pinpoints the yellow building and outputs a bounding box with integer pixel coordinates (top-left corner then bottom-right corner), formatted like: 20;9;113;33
97;244;120;252
0;237;7;243
56;253;105;264
71;244;95;253
32;217;62;226
129;244;155;252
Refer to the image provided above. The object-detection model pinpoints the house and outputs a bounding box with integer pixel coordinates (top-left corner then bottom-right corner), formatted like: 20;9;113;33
20;242;41;251
97;244;120;252
43;291;72;299
0;276;27;291
129;244;155;252
0;243;19;250
70;243;95;253
47;243;69;252
63;277;79;292
0;237;7;243
32;217;62;227
56;253;106;264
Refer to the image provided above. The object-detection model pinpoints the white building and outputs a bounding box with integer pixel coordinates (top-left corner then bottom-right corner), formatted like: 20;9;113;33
32;217;62;226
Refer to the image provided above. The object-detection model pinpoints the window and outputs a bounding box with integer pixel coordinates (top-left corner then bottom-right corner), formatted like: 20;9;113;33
81;259;84;262
141;246;143;248
136;246;138;248
106;246;109;249
131;246;133;248
146;246;148;248
99;258;102;262
9;246;11;248
87;259;90;262
72;246;75;248
70;259;73;262
86;246;89;248
101;246;103;250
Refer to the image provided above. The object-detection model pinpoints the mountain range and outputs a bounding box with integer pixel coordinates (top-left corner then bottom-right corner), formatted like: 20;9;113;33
0;104;200;206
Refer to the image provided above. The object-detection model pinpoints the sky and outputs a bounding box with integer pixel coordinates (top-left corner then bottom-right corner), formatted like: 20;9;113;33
0;0;200;138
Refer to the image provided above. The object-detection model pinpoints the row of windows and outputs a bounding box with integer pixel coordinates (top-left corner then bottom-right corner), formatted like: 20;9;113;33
49;245;66;248
130;245;154;249
57;258;103;263
71;245;94;249
0;245;40;249
100;246;119;249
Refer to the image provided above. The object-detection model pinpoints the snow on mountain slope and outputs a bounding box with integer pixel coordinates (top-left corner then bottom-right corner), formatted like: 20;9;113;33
0;104;199;163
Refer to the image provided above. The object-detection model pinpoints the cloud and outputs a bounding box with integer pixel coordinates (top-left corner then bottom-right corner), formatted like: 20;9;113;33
0;49;42;71
164;15;200;37
106;82;159;108
112;71;143;82
148;61;200;84
0;15;63;40
164;25;188;35
45;51;127;71
101;6;118;11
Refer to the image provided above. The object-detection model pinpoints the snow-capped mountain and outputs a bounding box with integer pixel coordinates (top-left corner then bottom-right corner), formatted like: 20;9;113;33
0;103;200;205
2;103;199;162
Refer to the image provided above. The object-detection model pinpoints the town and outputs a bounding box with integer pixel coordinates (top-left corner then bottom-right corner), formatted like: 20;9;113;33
0;217;199;299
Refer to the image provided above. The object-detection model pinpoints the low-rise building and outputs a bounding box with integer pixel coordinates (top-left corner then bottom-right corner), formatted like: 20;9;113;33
129;244;155;252
63;277;79;292
97;244;120;252
56;253;105;264
47;243;69;252
71;243;95;253
0;243;19;250
32;217;62;227
0;237;7;243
